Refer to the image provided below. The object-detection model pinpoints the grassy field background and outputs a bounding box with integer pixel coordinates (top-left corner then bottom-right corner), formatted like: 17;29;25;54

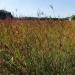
0;20;75;75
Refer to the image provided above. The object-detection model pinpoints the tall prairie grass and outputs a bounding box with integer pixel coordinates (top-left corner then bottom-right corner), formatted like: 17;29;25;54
0;20;75;75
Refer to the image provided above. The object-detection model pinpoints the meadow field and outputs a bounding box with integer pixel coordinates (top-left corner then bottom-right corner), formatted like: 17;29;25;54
0;19;75;75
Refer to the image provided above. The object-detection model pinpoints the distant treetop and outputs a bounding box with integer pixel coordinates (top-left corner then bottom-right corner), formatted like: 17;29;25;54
0;10;13;19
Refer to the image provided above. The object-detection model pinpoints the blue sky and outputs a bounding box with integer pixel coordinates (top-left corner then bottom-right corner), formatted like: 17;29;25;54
0;0;75;17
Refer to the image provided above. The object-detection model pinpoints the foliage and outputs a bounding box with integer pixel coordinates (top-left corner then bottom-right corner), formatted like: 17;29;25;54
0;10;13;19
70;15;75;20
